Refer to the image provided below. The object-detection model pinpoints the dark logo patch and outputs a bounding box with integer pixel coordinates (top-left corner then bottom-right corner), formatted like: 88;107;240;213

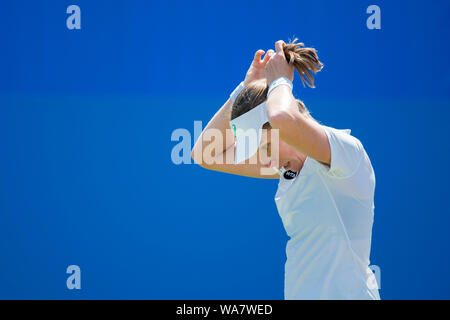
283;170;298;180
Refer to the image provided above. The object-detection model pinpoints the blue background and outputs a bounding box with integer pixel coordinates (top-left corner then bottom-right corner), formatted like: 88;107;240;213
0;0;449;299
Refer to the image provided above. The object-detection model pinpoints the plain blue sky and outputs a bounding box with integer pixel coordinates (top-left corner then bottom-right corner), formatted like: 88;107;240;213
0;0;449;299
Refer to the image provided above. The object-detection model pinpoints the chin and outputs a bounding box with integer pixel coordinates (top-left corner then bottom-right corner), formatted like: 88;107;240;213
281;161;292;171
285;160;299;172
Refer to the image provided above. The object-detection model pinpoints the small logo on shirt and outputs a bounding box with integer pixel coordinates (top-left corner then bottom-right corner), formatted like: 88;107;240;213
283;170;298;180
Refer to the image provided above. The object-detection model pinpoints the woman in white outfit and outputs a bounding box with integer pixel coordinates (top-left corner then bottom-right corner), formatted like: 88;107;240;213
191;38;380;300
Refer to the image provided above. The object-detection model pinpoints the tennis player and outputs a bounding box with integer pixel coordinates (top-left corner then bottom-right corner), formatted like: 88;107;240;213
191;39;380;300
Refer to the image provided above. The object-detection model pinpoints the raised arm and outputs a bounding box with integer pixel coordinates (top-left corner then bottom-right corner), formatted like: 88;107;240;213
265;40;331;166
191;50;279;179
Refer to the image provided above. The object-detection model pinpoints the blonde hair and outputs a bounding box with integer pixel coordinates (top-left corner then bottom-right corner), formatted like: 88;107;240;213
231;38;323;124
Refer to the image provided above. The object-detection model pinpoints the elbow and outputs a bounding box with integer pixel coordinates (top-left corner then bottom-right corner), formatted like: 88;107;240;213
191;145;210;169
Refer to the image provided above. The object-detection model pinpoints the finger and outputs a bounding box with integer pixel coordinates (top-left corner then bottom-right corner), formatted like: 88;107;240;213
253;50;265;62
275;40;286;54
262;49;275;64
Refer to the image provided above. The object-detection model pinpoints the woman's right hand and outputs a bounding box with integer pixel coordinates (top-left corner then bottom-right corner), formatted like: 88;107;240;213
243;49;274;86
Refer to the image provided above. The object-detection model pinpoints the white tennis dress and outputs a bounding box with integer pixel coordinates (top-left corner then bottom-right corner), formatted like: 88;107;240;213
275;126;380;300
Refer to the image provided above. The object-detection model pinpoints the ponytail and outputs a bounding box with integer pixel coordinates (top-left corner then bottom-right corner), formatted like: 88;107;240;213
283;38;323;88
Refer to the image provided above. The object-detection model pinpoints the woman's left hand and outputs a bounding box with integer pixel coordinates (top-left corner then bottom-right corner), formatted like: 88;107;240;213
243;49;273;86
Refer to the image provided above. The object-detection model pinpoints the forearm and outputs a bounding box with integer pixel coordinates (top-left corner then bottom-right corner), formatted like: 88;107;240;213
266;85;296;119
191;97;235;164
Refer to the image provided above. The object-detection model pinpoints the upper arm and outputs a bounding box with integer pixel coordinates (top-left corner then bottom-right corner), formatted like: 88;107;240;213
269;104;365;178
268;102;332;166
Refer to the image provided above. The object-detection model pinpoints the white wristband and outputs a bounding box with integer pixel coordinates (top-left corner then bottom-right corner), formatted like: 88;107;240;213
230;81;245;103
267;77;293;97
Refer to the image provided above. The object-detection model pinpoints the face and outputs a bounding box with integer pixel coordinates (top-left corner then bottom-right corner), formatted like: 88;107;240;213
258;128;306;172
